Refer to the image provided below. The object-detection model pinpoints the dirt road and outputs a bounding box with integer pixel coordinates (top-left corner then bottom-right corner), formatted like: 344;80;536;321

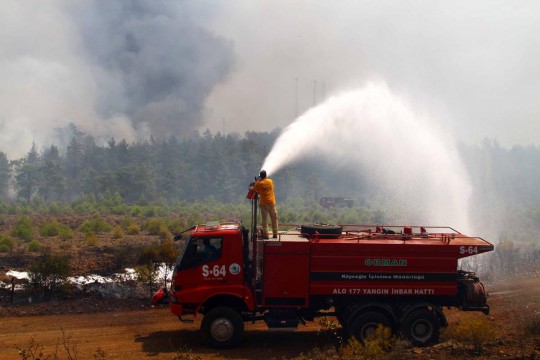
0;307;326;360
1;274;539;360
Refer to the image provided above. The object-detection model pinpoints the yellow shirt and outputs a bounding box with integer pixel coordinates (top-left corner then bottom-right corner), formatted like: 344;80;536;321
253;178;276;205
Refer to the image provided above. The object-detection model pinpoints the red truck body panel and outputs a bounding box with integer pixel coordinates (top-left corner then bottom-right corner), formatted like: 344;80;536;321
262;241;311;307
259;228;492;305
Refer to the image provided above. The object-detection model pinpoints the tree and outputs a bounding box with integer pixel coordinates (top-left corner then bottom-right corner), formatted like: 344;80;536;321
0;152;11;200
39;145;66;202
29;252;72;295
64;137;84;200
13;142;41;202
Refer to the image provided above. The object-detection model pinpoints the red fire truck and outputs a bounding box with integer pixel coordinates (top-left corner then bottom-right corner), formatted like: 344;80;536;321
157;196;493;348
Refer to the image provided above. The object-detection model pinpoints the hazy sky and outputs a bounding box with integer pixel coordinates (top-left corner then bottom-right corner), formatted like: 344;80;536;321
1;1;539;157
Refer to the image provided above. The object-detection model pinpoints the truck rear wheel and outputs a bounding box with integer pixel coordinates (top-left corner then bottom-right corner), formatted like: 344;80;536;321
349;311;392;342
401;308;440;346
201;306;244;348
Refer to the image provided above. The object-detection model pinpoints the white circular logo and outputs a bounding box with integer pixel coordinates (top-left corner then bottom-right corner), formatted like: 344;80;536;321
229;263;241;275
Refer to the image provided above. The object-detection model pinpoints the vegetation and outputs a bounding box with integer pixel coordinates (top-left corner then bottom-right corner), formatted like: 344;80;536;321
27;240;41;252
11;215;33;242
135;240;179;296
444;313;496;354
39;220;74;240
0;131;537;245
28;252;72;295
0;234;13;252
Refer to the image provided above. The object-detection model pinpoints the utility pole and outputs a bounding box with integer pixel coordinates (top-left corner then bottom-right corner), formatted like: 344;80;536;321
295;77;299;118
313;80;317;106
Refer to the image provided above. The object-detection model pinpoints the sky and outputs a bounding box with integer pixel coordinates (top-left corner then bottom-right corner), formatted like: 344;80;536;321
1;0;539;158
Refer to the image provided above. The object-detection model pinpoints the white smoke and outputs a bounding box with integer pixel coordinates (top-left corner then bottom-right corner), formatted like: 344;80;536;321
262;82;472;231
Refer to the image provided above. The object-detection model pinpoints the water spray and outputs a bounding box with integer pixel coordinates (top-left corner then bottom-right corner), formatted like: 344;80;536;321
261;82;472;231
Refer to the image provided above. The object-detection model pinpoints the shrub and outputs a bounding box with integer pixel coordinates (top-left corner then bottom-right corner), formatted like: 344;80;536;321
79;220;93;234
127;224;141;235
85;233;97;246
112;225;124;239
58;226;74;240
167;219;185;235
28;252;72;294
120;216;136;229
28;240;42;252
158;224;171;240
0;235;13;252
447;314;496;354
143;218;166;235
11;215;33;242
79;217;112;234
39;220;61;237
40;220;74;239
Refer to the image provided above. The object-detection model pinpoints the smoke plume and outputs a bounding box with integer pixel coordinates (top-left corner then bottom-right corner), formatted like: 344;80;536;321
262;82;472;230
0;1;234;157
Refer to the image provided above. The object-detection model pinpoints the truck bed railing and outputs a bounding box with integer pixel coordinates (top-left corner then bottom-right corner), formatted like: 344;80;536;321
261;223;490;245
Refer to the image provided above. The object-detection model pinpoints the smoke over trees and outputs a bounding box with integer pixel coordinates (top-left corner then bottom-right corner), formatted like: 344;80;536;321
0;1;235;158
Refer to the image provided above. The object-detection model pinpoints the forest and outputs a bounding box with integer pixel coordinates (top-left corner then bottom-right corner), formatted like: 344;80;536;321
0;129;539;244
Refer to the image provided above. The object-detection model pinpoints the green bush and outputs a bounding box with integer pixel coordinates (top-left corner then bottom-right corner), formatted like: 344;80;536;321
11;215;33;242
0;235;13;252
58;226;74;240
143;218;167;235
40;220;74;239
28;240;42;252
28;252;72;294
39;220;61;237
167;219;185;235
79;217;112;234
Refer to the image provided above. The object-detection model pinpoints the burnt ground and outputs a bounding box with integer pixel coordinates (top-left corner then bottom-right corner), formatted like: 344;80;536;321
0;215;539;359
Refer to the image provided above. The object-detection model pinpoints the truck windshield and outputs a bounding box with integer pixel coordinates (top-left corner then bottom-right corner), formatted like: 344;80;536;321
176;237;222;270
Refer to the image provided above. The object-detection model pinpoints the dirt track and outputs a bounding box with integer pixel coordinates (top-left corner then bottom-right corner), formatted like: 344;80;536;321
1;274;539;360
0;307;327;360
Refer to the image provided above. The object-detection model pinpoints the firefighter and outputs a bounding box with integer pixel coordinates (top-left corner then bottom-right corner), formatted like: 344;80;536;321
253;170;278;239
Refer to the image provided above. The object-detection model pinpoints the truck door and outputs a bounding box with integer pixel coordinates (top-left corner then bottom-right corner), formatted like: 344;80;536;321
173;235;244;303
173;237;224;302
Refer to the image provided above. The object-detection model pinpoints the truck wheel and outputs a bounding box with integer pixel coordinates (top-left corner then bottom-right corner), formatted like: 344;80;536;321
349;311;392;342
300;224;342;238
401;309;440;346
201;306;244;348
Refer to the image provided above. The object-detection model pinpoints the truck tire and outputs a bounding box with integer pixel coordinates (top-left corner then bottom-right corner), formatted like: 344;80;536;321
348;311;392;342
401;308;440;346
300;224;342;238
201;306;244;348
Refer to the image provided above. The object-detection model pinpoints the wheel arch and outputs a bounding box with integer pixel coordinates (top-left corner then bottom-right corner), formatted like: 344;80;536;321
199;294;249;316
